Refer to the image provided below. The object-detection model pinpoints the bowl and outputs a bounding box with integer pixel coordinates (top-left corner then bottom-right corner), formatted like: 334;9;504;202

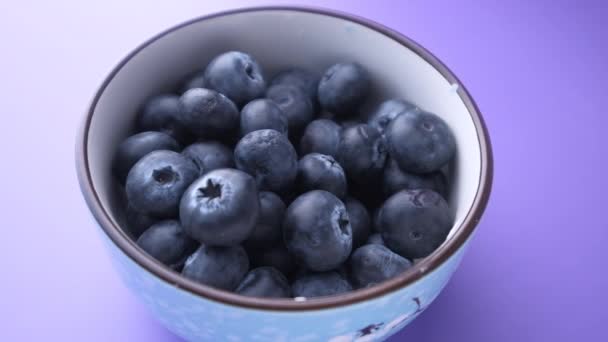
75;6;492;341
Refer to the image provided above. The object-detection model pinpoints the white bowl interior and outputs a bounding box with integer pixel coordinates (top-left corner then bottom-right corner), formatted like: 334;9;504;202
87;9;481;243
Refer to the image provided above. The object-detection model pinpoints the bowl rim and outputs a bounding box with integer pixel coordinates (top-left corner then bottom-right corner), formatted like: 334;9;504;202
75;5;493;311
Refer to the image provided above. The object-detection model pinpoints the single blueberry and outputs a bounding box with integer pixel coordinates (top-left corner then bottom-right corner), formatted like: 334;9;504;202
180;169;259;246
113;131;180;184
387;110;456;173
138;95;192;143
338;124;387;183
344;197;371;248
136;220;198;269
126;150;198;217
366;233;384;246
349;244;412;288
297;153;347;199
179;71;206;93
248;243;297;278
368;99;419;135
204;51;266;106
235;267;291;298
234;129;298;193
182;244;249;291
299;119;341;157
270;68;319;108
383;157;447;197
125;203;160;238
245;192;286;248
378;189;452;259
291;271;353;298
178;88;239;139
317;62;369;117
266;84;314;138
182;141;234;176
240;99;288;136
283;190;352;271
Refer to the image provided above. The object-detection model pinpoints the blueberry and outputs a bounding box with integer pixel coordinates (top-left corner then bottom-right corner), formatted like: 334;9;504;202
182;244;249;291
378;189;452;259
344;197;371;248
317;62;369;117
235;267;291;298
179;71;206;93
283;190;352;271
180;169;259;246
234;129;298;193
299;119;341;157
245;192;285;248
338;124;387;183
204;51;265;106
266;84;313;137
249;243;297;278
178;88;239;139
291;271;352;298
113;131;180;184
136;220;197;269
270;68;319;106
240;99;288;136
383;157;447;197
340;120;361;130
138;95;191;143
126;150;198;217
366;233;384;246
125;203;160;238
349;244;412;288
368;99;419;135
387;110;456;173
182;141;234;176
297;153;347;199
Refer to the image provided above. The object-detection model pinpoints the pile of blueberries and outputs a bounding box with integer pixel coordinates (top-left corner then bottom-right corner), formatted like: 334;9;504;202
114;51;456;299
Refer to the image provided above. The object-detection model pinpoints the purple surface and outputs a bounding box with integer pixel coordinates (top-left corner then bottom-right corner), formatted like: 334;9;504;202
1;0;606;341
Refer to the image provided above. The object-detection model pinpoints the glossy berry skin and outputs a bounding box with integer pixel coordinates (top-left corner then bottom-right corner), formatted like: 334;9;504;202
245;192;285;248
378;189;452;259
182;244;249;291
299;119;341;158
368;99;419;135
338;124;387;183
234;129;298;193
181;141;234;176
125;203;160;238
271;68;319;104
178;88;239;139
240;99;288;136
113;131;180;184
366;233;384;246
297;153;347;199
179;71;206;93
349;244;412;288
136;220;197;269
283;190;352;271
180;169;259;246
204;51;266;106
249;243;297;278
126;150;198;218
383;157;447;197
138;95;191;143
387;110;456;173
291;271;353;298
317;62;369;117
344;197;371;248
266;84;313;137
235;267;291;298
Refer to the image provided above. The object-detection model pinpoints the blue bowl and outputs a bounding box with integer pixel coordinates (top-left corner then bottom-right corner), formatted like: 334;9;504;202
76;6;492;341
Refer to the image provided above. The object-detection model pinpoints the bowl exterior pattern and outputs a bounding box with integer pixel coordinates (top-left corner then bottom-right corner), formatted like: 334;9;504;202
98;217;469;342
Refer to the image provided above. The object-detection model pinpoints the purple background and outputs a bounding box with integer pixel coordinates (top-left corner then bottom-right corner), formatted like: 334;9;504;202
1;0;606;341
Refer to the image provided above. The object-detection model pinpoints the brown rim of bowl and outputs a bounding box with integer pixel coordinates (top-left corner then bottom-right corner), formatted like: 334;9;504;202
75;6;493;312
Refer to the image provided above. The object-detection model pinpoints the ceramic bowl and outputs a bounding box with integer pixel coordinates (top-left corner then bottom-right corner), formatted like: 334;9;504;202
76;6;492;342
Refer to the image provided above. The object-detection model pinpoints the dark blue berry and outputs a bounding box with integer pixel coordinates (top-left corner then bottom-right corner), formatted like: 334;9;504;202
245;192;285;248
178;88;239;139
180;169;259;246
317;62;369;117
297;153;347;199
125;203;160;238
235;267;291;298
387;110;456;173
291;271;352;298
283;190;352;271
138;95;192;143
204;51;265;106
378;189;452;259
136;220;197;269
234;129;298;193
113;131;180;184
383;157;447;197
368;99;419;135
349;244;412;288
299;119;341;157
248;243;297;278
266;84;313;137
271;68;319;107
366;233;384;246
181;141;234;176
344;197;371;248
179;71;206;93
126;150;198;217
240;99;288;136
338;124;387;182
182;244;249;290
